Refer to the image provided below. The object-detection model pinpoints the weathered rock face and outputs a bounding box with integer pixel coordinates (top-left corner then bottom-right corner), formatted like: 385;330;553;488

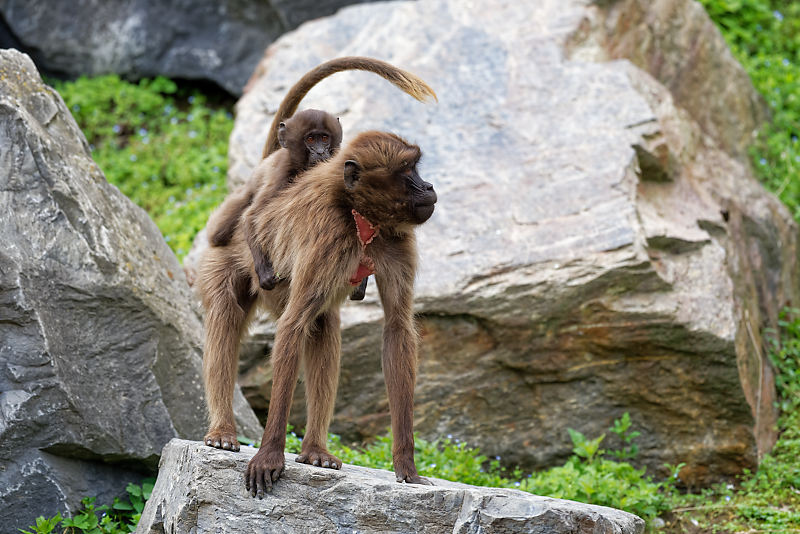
0;49;261;530
0;0;378;95
137;439;645;534
195;0;797;486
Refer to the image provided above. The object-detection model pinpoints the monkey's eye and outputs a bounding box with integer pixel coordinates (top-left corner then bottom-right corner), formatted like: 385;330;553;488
322;135;329;142
306;135;314;144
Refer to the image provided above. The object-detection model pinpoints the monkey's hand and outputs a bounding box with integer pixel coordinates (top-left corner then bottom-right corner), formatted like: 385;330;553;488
393;458;434;485
204;427;240;452
246;448;286;498
296;446;342;470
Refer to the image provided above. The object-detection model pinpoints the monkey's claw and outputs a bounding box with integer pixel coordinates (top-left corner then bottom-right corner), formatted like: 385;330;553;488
296;448;342;470
204;428;240;452
246;449;285;498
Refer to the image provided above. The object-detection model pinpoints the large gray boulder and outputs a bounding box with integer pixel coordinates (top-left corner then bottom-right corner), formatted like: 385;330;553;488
0;0;378;95
136;439;645;534
0;49;261;531
200;0;799;487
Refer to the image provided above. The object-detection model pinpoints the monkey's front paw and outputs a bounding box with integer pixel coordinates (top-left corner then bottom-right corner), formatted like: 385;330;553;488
204;428;240;451
245;448;285;498
296;447;341;470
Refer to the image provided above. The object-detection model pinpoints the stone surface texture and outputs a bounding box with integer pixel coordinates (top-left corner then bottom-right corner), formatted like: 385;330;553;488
136;439;645;534
0;0;377;95
194;0;800;487
0;49;261;531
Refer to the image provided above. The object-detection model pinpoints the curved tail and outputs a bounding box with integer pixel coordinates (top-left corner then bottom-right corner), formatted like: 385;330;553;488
262;56;437;158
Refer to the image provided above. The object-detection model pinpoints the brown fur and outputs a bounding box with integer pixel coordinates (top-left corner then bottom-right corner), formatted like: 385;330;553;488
197;131;437;495
205;109;342;251
207;56;436;296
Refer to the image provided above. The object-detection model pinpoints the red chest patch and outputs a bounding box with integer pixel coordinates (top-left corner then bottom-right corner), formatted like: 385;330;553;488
350;210;378;285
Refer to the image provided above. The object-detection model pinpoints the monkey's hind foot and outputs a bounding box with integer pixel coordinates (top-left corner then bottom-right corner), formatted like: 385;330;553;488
393;457;433;485
350;276;369;301
296;447;342;470
204;428;240;452
258;274;280;290
255;262;279;290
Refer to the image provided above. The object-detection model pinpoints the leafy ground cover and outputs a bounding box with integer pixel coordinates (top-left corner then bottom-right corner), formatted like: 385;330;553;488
52;75;233;260
699;0;800;219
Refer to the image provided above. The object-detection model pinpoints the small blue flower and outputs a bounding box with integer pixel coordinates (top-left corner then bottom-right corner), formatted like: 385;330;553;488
129;154;137;162
171;117;179;125
773;10;784;21
112;124;121;134
783;58;790;66
212;166;220;173
210;184;218;191
447;434;453;440
138;128;148;136
760;158;767;166
72;104;81;112
495;455;501;461
169;195;176;203
188;95;196;104
142;137;150;144
514;481;520;487
189;130;198;138
187;114;194;121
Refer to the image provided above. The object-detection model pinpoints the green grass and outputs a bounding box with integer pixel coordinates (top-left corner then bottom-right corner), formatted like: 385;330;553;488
699;0;800;219
52;75;233;260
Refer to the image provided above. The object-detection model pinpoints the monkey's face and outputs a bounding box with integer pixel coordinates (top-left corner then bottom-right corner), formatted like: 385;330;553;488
344;154;437;226
304;130;335;165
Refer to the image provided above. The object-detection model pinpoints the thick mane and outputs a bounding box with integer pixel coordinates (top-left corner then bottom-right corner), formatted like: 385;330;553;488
345;131;421;169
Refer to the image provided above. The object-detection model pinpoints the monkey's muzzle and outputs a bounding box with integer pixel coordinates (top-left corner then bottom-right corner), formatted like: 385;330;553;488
412;184;437;223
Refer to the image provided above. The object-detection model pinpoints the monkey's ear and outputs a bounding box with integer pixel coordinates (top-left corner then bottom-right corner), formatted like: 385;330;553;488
344;160;361;190
277;122;288;148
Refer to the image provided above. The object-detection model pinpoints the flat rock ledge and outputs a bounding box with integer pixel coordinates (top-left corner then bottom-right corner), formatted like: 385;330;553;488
137;439;644;534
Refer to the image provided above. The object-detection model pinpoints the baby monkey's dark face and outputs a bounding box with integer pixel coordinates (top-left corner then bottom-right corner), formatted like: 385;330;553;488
304;130;334;165
278;109;344;172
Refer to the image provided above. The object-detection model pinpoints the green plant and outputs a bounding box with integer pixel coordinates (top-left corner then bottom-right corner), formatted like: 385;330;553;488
698;0;800;221
21;479;154;534
19;514;62;534
51;75;233;260
666;309;800;532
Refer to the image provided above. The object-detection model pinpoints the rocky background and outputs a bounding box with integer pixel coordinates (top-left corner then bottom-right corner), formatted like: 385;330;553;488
213;0;798;487
0;49;261;529
1;0;799;530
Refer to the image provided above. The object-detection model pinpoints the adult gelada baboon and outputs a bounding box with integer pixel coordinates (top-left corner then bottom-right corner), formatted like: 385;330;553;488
196;59;438;497
206;56;436;299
